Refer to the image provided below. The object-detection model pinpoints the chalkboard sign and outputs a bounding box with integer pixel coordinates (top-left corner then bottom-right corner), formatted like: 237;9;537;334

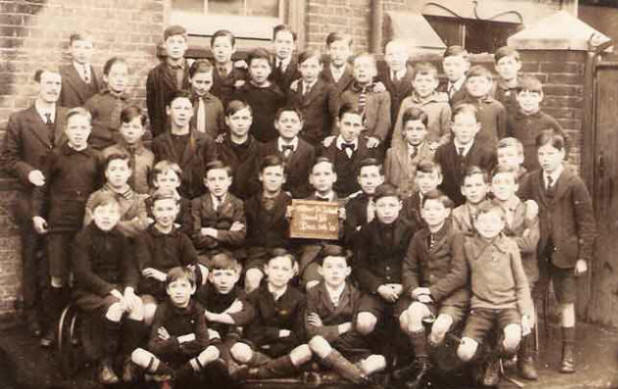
289;199;340;240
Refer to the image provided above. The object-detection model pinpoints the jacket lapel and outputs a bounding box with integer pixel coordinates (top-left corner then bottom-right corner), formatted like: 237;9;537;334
550;169;572;204
24;106;52;148
180;131;199;167
302;79;324;106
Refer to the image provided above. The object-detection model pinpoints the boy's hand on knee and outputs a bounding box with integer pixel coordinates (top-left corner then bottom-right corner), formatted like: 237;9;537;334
377;285;398;303
574;259;587;276
412;287;431;299
307;313;323;327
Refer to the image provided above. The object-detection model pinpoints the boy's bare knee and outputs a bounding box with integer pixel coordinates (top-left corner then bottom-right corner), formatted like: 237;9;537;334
290;344;312;366
230;342;253;364
405;303;427;332
105;302;124;322
198;345;220;364
430;314;453;345
503;324;522;353
359;354;387;375
308;335;331;357
457;337;478;362
131;348;153;367
143;303;157;326
356;312;377;335
50;276;64;288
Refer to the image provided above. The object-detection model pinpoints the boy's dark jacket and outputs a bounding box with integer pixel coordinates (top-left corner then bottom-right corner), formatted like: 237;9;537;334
151;129;217;199
232;82;286;143
195;284;254;338
72;223;139;296
402;222;469;308
518;168;596;268
353;217;417;293
146;60;191;137
216;134;262;199
148;299;212;361
244;191;292;249
191;192;246;251
260;138;315;198
305;281;362;341
59;64;101;108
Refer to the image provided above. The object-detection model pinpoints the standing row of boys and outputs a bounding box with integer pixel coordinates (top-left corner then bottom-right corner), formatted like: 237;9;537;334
1;22;596;388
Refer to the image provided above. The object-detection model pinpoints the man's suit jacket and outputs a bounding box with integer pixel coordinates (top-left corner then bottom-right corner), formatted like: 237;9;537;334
518;169;596;268
2;105;68;191
434;140;496;206
320;63;354;98
260;138;315;198
151;129;217;199
287;78;338;146
59;64;101;108
270;54;300;93
146;61;191;137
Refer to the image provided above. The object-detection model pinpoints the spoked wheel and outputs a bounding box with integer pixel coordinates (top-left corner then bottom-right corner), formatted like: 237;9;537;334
57;304;82;378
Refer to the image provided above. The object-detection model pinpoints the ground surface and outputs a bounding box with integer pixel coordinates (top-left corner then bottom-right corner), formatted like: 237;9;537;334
0;319;617;389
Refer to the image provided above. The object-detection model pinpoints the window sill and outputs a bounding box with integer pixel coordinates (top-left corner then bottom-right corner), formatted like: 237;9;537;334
170;10;281;40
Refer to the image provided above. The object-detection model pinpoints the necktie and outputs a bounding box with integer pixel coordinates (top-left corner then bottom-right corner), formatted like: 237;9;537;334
429;234;436;249
281;144;294;158
214;195;223;211
409;146;417;160
172;65;184;89
196;97;206;133
303;83;311;96
45;112;54;145
457;147;465;157
358;86;368;113
127;146;137;189
448;84;455;98
342;142;354;158
546;175;555;197
82;65;90;84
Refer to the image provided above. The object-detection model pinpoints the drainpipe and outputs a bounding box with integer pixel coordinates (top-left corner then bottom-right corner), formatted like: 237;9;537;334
370;0;383;54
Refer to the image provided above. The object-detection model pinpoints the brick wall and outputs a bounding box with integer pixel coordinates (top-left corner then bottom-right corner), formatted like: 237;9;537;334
0;0;165;318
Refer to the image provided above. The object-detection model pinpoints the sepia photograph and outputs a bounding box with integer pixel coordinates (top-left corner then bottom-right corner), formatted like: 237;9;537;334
0;0;617;388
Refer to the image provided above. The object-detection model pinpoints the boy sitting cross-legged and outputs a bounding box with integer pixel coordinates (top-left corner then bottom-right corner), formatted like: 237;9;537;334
131;267;224;385
135;189;202;325
229;249;313;380
306;245;387;384
393;189;468;389
72;192;145;384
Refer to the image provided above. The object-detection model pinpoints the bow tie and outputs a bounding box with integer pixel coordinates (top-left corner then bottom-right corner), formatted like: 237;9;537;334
281;145;294;152
341;143;355;151
316;196;330;202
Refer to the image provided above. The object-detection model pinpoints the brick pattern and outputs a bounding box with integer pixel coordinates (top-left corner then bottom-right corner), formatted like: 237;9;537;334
0;0;165;318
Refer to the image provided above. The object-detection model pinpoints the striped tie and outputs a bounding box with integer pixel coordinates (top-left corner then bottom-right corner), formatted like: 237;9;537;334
358;86;367;113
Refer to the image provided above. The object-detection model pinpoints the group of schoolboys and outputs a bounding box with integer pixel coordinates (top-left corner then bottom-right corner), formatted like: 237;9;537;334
1;21;596;389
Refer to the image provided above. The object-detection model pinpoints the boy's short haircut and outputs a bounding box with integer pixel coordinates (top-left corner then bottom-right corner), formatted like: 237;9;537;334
421;189;453;209
275;105;303;122
151;188;180;205
164;25;187;41
465;65;493;81
120;105;147;126
88;190;121;211
225;99;253;117
401;107;429;128
104;152;131;171
353;52;377;68
475;199;506;221
267;248;296;267
247;48;272;67
69;32;92;44
298;49;323;65
338;102;363;120
497;137;524;155
357;157;383;176
66;106;92;123
312;156;335;173
451;103;479;122
463;165;490;184
210;252;242;273
166;89;192;107
189;59;214;78
153;160;183;181
260;154;286;175
536;130;569;151
317;244;351;266
273;24;297;41
374;183;400;201
211;29;235;47
326;32;352;47
491;164;520;183
205;159;233;178
33;69;58;83
443;45;469;60
413;62;439;80
494;46;521;63
103;57;127;76
516;75;543;94
166;266;195;288
416;159;442;176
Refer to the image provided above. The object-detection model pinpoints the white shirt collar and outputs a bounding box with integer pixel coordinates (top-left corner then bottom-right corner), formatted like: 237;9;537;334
210;193;226;203
448;78;465;92
35;100;55;123
277;56;292;70
303;79;318;93
278;136;299;152
407;143;418;157
336;135;358;151
453;139;473;156
325;283;346;306
314;191;336;201
545;165;564;187
330;63;346;82
73;61;90;78
391;68;406;81
268;284;287;301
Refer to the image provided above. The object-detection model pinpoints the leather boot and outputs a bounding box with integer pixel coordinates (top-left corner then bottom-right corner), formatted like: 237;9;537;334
393;330;429;384
98;357;120;385
122;319;146;382
320;348;367;384
404;357;431;389
250;355;299;379
481;355;500;387
559;327;575;374
517;334;538;380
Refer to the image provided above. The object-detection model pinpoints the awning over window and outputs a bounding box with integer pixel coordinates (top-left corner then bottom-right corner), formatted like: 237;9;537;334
384;11;446;54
